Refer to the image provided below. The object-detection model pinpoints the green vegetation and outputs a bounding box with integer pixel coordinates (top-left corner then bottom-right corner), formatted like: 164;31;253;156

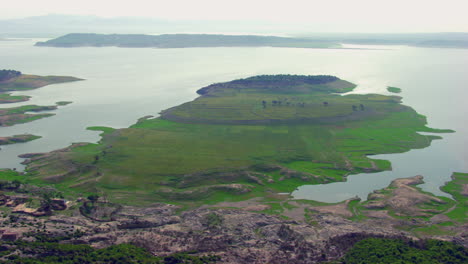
440;172;468;222
0;93;30;104
0;104;58;127
24;75;451;206
35;33;339;48
341;238;467;264
0;242;220;263
387;86;402;93
0;169;26;181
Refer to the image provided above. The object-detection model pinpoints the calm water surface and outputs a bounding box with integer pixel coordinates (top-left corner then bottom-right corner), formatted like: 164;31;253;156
1;39;467;202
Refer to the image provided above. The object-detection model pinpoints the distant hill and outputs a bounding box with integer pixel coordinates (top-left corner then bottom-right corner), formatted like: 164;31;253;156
299;32;468;48
1;15;466;49
35;33;338;48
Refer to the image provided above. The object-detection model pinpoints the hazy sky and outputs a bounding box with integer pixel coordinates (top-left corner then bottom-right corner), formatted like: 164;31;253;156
2;0;468;32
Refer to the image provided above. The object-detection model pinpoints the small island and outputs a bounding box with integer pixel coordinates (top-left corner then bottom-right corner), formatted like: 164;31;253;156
55;101;73;106
0;134;41;146
387;86;402;93
0;105;58;127
35;33;339;49
0;93;31;104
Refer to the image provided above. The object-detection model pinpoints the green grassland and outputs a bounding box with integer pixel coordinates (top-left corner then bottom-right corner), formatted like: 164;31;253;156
24;75;452;206
0;74;82;92
440;172;468;222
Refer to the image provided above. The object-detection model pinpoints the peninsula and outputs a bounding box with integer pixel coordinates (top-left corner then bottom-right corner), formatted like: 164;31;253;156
0;134;41;146
35;33;339;48
0;69;82;103
24;75;452;206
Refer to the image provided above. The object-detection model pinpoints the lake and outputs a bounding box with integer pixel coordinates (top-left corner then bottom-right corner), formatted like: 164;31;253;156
1;39;467;202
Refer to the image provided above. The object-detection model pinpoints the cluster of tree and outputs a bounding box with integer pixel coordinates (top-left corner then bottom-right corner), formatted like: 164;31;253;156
341;238;467;263
0;242;220;263
0;179;22;190
231;74;339;86
0;70;21;82
22;229;86;243
262;99;308;108
352;104;365;111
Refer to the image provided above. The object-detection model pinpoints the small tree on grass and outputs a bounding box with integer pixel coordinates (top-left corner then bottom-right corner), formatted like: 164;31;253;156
88;194;100;204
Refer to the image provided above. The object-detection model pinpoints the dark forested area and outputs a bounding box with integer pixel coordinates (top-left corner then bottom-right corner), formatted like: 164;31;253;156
341;238;468;264
0;70;21;82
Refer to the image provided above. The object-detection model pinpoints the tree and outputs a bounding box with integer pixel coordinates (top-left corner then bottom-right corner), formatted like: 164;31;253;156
11;179;21;189
87;194;100;203
0;69;21;82
360;104;365;110
352;105;358;111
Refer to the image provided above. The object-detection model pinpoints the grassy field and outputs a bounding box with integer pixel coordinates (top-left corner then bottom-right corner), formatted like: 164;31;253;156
23;75;452;206
440;172;468;222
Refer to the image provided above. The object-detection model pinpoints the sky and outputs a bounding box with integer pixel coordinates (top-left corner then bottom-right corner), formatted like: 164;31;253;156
2;0;468;32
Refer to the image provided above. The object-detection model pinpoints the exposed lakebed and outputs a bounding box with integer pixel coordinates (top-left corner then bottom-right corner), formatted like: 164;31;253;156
1;39;467;202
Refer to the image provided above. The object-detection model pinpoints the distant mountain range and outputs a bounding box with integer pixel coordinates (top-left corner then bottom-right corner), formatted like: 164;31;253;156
0;14;286;38
1;15;467;48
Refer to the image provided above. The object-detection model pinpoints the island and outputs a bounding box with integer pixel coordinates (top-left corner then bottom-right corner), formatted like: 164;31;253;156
0;134;41;146
0;93;30;104
35;33;340;49
387;86;402;93
1;75;465;263
55;101;73;106
0;105;58;127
